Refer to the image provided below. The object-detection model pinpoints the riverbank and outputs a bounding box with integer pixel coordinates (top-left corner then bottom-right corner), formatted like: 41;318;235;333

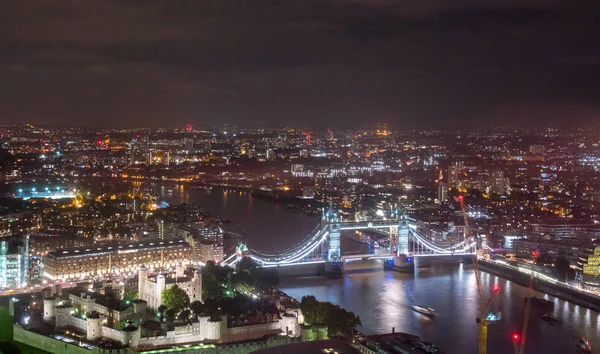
478;260;600;312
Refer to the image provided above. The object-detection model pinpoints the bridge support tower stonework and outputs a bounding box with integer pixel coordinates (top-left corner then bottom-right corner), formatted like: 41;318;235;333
322;206;343;276
397;212;410;256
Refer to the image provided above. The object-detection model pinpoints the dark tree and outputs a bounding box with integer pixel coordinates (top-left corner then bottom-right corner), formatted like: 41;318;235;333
162;284;190;312
190;300;203;315
554;257;571;279
165;308;177;328
202;272;223;298
231;270;254;294
178;309;191;320
252;268;280;289
535;253;553;266
236;257;258;271
299;295;360;337
122;290;138;302
158;305;168;314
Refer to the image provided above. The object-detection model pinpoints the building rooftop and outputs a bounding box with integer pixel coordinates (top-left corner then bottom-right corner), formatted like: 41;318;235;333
251;340;359;354
362;332;447;354
63;287;132;312
46;238;190;259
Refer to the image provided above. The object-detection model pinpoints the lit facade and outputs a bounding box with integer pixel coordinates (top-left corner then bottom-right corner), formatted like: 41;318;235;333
43;239;192;281
0;234;29;289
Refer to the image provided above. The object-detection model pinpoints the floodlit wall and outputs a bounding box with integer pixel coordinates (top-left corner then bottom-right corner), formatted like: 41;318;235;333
13;325;90;354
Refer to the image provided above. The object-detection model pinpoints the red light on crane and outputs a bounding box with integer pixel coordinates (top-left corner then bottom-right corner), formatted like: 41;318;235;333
512;333;521;341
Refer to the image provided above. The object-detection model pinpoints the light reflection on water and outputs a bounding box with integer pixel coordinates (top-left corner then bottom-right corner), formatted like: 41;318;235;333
160;186;598;354
281;269;598;354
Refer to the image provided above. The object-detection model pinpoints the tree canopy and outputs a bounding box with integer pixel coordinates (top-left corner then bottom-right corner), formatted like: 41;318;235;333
162;284;190;312
554;257;573;280
190;300;203;315
300;295;361;337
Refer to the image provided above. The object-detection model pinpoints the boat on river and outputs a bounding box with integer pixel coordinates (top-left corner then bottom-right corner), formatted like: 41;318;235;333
412;305;435;317
577;337;592;353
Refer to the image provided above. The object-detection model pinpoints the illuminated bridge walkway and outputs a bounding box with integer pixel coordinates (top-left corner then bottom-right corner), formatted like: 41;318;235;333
222;206;478;270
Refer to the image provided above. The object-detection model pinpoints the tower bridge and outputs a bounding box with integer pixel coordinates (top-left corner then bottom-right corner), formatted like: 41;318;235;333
221;206;478;274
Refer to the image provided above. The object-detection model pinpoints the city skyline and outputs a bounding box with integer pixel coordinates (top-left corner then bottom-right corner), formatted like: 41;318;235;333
2;0;600;129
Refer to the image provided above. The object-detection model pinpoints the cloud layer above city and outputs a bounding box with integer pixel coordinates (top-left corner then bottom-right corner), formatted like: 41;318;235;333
2;0;600;128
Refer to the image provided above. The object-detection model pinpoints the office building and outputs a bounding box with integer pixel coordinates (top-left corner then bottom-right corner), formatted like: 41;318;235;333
530;145;545;155
532;223;600;240
447;162;464;186
437;182;448;203
489;169;509;195
0;234;29;289
43;239;193;281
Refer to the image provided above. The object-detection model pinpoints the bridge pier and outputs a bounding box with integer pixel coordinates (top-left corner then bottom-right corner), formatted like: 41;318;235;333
325;260;344;278
390;255;415;273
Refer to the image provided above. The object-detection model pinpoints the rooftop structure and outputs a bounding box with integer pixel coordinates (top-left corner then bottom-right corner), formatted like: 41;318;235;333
43;238;193;281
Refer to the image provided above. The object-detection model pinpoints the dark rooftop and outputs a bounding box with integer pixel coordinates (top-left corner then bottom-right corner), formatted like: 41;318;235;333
251;340;359;354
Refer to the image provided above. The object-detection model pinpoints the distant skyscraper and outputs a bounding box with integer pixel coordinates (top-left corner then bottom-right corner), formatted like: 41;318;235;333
438;182;448;203
530;145;545;155
489;169;509;195
447;162;464;186
0;234;29;289
130;146;135;166
266;148;275;160
157;219;164;239
184;137;194;153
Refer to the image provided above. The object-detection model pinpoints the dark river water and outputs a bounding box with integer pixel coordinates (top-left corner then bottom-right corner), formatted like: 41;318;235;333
159;186;599;354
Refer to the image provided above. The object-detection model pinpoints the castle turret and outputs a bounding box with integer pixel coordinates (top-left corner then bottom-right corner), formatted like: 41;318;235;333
176;262;184;278
86;312;103;341
193;268;202;302
138;265;148;301
43;298;57;323
55;305;73;330
122;321;140;347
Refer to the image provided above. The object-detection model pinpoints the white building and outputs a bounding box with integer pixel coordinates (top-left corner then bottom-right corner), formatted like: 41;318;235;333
138;264;202;310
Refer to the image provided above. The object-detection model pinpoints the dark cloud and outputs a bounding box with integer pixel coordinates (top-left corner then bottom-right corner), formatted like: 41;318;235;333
1;0;600;128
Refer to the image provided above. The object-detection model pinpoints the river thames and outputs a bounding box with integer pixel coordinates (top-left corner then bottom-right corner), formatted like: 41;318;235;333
160;186;599;354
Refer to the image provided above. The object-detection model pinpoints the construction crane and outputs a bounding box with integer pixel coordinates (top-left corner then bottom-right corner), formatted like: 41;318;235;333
476;285;502;354
457;195;499;354
457;195;482;293
518;264;536;354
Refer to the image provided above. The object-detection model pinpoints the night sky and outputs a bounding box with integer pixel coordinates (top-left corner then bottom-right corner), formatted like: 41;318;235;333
2;0;600;128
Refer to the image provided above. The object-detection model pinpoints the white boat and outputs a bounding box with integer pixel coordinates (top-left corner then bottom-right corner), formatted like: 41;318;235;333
412;305;435;317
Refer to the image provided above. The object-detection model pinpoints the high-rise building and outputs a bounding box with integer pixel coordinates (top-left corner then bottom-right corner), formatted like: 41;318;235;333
529;145;545;155
437;182;448;203
185;226;224;265
184;137;194;153
0;234;29;289
157;219;164;239
129;146;135;166
489;169;509;195
266;148;275;160
447;162;464;186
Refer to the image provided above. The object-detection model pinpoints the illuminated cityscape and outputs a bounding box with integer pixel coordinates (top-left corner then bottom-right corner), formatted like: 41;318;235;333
3;0;600;353
0;124;599;353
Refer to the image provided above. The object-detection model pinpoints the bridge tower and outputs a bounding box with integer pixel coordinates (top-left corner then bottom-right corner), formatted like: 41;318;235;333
322;206;341;261
397;208;410;256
